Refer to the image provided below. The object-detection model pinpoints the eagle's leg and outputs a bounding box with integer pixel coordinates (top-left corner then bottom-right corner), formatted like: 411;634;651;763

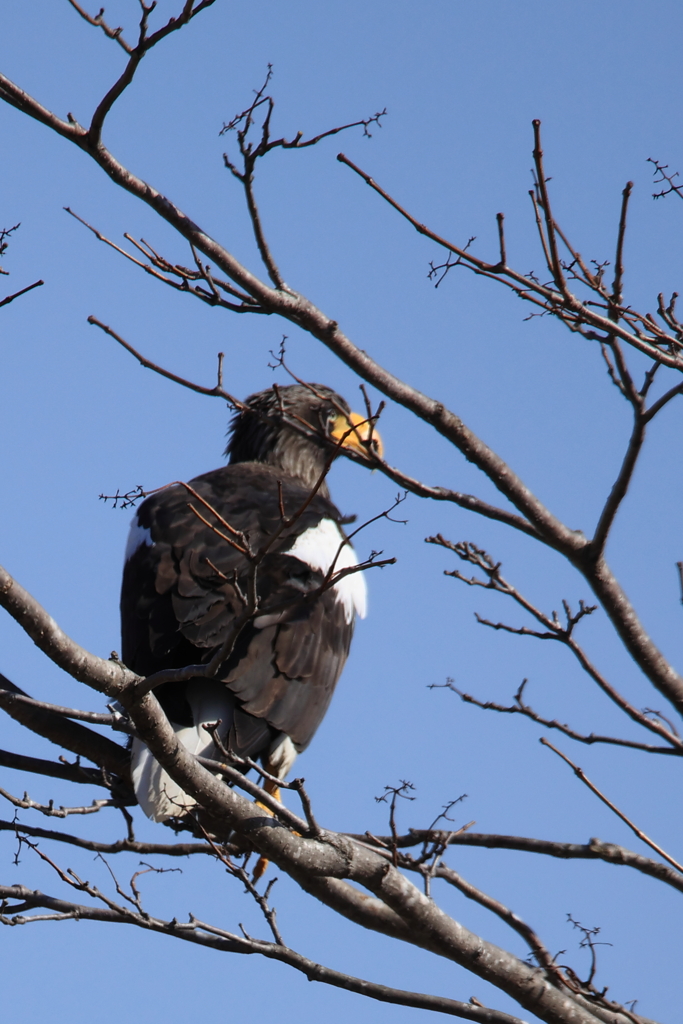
252;782;282;882
264;775;282;799
252;735;298;881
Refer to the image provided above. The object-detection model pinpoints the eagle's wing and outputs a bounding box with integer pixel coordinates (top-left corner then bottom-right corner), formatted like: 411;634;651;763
121;463;364;752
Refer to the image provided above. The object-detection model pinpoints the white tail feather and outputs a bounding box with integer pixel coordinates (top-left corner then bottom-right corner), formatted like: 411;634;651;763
132;680;233;822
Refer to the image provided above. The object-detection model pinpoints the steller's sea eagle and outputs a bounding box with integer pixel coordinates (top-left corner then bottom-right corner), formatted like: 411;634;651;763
121;383;381;822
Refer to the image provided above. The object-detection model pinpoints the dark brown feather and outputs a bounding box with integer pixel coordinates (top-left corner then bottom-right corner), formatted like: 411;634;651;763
121;461;357;754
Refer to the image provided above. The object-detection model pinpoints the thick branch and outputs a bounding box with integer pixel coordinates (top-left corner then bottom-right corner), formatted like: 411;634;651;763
0;676;131;781
0;565;137;696
590;402;645;557
0;748;109;787
115;689;620;1024
577;555;683;714
0;819;214;857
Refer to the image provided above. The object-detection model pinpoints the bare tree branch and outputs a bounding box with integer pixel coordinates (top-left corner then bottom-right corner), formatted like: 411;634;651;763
590;406;646;557
649;157;683;201
440;680;680;755
2;25;681;1021
0;222;43;306
0;675;132;779
429;538;683;745
219;67;385;288
0;882;526;1024
0;685;129;730
0;788;112;818
87;316;246;406
0;565;137;696
540;739;683;874
433;863;562;978
0;818;215;857
0;748;111;787
66;208;264;313
86;2;218;145
610;183;633;313
352;831;683;896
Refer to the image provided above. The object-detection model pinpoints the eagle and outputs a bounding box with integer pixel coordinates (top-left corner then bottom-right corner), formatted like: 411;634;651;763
121;383;381;822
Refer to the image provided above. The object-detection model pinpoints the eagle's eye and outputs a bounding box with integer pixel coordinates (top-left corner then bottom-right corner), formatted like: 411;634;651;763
323;407;338;434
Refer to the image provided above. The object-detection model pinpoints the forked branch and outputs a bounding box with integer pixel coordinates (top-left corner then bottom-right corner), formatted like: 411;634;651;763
429;536;683;747
338;140;683;372
79;2;218;144
437;680;681;756
220;67;384;288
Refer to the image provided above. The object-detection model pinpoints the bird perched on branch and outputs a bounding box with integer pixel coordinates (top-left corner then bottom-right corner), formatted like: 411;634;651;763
121;383;382;824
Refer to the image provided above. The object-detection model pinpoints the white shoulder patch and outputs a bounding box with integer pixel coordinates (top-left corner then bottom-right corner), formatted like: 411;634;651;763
286;518;367;623
124;513;153;563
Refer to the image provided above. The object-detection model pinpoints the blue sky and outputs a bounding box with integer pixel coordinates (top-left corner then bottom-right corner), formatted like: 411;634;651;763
2;2;683;1022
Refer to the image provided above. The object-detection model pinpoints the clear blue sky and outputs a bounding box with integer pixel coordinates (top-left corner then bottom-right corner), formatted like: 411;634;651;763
2;2;683;1021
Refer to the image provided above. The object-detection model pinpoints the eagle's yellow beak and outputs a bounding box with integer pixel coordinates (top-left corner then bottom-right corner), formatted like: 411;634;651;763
330;410;383;460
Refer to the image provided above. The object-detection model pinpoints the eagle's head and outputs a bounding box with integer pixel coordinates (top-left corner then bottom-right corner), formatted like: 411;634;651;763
226;383;382;491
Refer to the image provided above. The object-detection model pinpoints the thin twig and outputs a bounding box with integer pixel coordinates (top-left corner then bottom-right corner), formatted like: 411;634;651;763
337;148;683;372
0;819;217;857
441;681;680;755
87;317;244;406
0;788;113;818
0;279;44;308
66;1;132;52
611;183;633;311
541;738;683;873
